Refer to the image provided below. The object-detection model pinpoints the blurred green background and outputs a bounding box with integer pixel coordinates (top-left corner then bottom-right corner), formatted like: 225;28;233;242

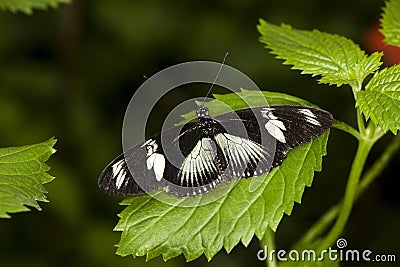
0;0;399;266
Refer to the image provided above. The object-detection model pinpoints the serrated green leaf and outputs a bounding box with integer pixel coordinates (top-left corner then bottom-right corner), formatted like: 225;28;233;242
0;138;57;218
0;0;70;14
356;65;400;134
114;92;330;262
380;0;400;47
257;19;382;88
115;133;329;261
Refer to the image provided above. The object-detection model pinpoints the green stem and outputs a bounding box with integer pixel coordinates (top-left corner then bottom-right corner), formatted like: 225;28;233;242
352;86;366;137
332;120;360;140
356;109;366;136
261;227;277;267
296;134;400;248
316;139;373;251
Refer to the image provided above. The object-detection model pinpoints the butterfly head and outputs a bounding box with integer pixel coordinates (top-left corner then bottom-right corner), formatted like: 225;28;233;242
196;106;210;118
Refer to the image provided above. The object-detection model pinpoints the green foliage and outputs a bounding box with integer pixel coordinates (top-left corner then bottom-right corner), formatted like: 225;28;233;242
257;20;382;88
115;91;330;261
0;138;56;218
255;3;400;266
357;65;400;134
380;0;400;47
0;0;70;14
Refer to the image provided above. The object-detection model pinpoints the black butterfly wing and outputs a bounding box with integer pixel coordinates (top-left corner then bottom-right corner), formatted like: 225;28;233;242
210;105;333;177
98;120;228;197
99;124;184;197
98;152;147;196
234;105;333;168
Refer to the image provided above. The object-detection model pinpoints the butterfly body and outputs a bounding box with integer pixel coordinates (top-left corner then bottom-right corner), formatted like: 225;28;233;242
98;105;333;197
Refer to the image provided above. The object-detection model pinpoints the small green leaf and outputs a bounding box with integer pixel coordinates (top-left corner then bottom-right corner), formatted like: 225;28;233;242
380;0;400;47
0;138;57;219
257;20;382;88
356;65;400;134
114;92;330;261
0;0;70;14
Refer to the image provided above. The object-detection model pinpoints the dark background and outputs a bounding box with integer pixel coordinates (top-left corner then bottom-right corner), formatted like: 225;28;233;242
0;0;399;266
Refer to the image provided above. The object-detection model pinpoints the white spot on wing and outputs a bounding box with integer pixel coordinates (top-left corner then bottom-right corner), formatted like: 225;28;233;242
146;153;165;181
271;119;286;131
143;138;165;181
299;109;321;126
112;159;126;189
265;120;286;143
299;108;316;118
306;116;321;126
261;109;287;143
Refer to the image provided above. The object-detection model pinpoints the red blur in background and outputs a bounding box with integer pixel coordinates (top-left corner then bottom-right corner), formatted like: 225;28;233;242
363;23;400;66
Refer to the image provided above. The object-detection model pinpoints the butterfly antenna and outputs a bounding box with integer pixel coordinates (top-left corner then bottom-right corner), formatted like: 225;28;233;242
201;52;229;105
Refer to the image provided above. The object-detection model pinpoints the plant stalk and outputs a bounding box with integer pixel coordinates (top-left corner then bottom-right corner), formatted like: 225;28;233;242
316;139;373;251
296;134;400;248
261;227;278;267
332;120;360;140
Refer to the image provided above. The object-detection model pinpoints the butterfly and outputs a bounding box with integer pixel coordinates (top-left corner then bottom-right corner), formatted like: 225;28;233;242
98;104;333;197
